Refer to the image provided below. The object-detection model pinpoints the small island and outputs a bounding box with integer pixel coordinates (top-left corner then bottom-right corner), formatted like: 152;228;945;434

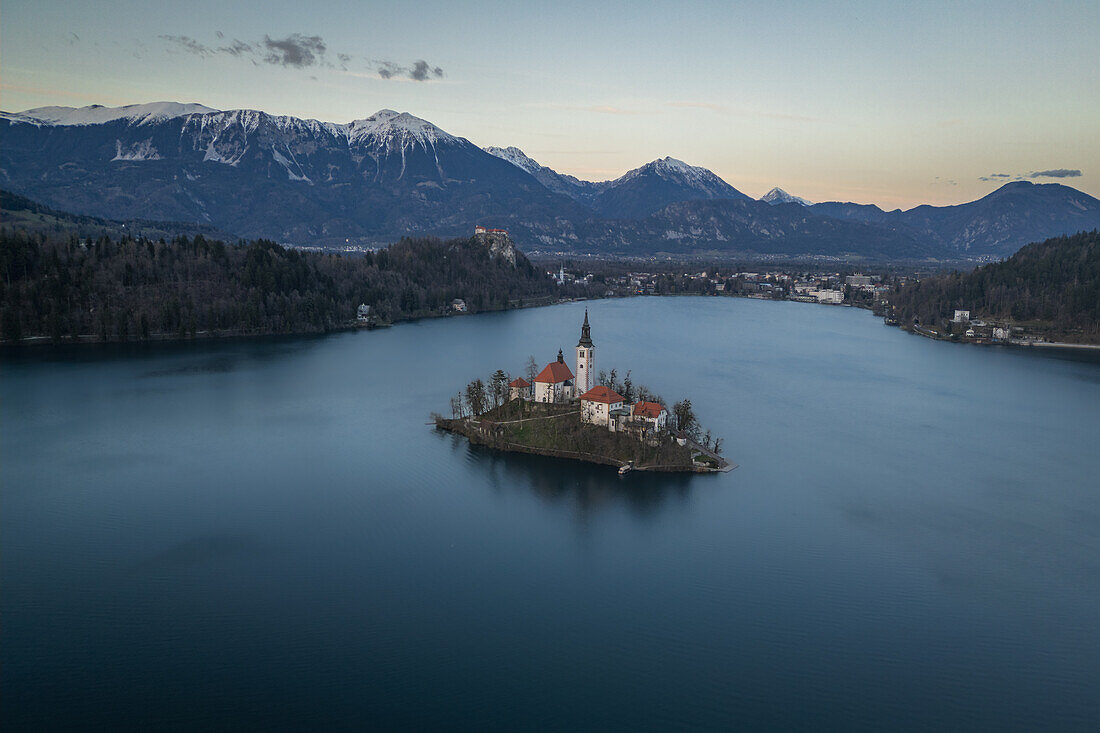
434;311;733;474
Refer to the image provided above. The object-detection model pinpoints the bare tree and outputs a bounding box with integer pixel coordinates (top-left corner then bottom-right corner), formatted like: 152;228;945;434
525;355;539;383
465;379;486;416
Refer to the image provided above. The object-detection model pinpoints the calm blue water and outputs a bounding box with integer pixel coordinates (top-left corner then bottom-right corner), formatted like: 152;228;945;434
4;297;1100;731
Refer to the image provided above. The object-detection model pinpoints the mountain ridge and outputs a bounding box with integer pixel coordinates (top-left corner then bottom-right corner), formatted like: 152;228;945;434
3;101;1098;260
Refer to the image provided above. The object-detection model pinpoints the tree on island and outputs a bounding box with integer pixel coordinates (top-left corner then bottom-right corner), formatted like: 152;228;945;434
525;355;539;383
490;369;509;410
673;399;700;441
465;379;487;416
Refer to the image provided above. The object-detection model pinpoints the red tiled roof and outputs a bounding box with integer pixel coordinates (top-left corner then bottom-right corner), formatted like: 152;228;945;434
632;401;666;418
509;377;531;387
534;361;574;384
580;385;624;404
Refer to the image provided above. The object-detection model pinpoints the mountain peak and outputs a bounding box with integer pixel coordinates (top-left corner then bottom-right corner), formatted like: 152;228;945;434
761;187;812;206
485;146;543;175
346;109;454;146
7;101;219;126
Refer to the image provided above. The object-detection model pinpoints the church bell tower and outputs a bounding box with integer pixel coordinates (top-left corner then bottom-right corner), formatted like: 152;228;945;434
576;309;594;394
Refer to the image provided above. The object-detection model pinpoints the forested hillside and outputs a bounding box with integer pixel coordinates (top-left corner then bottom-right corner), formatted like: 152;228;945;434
890;230;1100;340
0;230;563;343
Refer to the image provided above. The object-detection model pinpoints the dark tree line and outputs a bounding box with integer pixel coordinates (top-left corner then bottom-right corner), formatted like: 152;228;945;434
889;230;1100;337
0;229;567;343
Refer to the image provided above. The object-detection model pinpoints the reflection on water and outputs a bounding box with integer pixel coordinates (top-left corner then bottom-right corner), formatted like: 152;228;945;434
458;436;698;520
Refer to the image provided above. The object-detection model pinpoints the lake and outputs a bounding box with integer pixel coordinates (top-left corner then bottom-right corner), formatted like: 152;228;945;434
4;297;1099;731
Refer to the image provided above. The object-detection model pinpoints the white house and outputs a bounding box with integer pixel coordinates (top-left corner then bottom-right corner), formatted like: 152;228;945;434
533;350;575;403
953;310;970;323
356;304;371;322
508;377;533;401
631;401;668;432
813;289;844;304
580;385;624;428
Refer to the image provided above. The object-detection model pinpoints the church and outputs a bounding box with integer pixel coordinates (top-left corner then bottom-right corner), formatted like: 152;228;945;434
524;311;669;435
532;310;595;403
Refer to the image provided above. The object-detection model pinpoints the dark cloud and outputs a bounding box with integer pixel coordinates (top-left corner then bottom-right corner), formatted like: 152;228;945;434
375;59;444;81
160;35;213;57
1029;169;1081;178
156;33;444;80
261;34;326;68
980;169;1082;182
219;39;254;57
409;60;444;81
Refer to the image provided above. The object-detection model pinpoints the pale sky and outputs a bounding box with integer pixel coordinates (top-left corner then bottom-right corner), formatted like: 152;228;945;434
3;0;1097;208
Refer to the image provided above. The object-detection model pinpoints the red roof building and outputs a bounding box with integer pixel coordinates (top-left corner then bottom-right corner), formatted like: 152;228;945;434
534;357;575;384
632;401;666;418
509;377;531;388
579;385;625;404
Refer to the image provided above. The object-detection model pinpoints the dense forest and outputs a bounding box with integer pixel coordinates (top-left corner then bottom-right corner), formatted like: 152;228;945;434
889;230;1100;339
0;228;576;343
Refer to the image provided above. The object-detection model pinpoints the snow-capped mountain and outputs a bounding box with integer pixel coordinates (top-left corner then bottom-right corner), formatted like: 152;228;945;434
590;157;750;219
3;101;1098;258
0;103;584;245
761;187;812;206
484;145;603;201
3;101;219;127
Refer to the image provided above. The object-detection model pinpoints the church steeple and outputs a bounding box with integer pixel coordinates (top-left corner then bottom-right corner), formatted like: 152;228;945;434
575;310;595;394
577;309;593;348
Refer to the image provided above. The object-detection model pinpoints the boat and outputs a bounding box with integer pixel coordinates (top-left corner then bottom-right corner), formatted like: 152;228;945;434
618;462;632;476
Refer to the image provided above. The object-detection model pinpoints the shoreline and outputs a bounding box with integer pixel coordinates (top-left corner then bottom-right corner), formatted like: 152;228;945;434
0;296;578;349
435;416;733;475
6;291;1098;351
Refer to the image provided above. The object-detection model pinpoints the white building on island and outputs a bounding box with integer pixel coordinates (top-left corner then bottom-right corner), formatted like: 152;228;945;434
631;401;668;431
575;309;595;394
580;385;624;428
533;350;575;403
511;311;678;442
508;377;533;401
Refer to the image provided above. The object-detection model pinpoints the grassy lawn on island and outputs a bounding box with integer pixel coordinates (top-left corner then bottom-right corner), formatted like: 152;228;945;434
468;399;694;468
